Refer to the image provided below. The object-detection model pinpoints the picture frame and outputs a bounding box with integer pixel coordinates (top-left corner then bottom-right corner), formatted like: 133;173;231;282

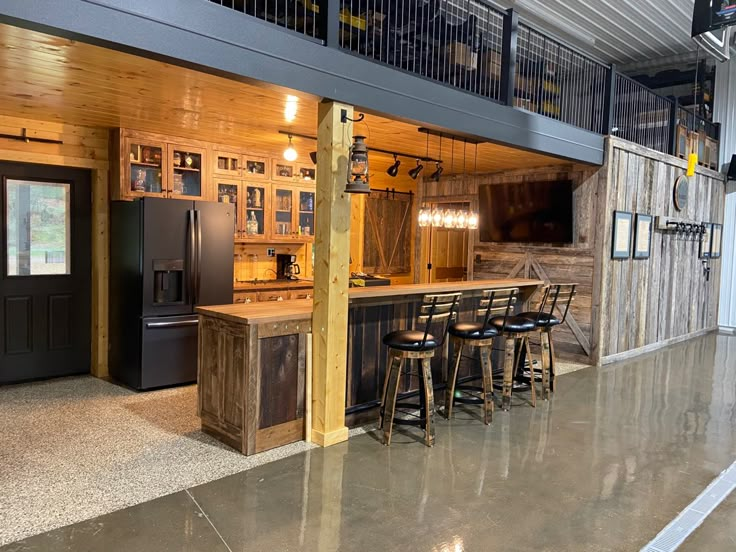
612;210;633;260
297;164;316;182
633;213;653;259
272;161;296;182
699;223;713;259
244;155;269;179
710;223;723;259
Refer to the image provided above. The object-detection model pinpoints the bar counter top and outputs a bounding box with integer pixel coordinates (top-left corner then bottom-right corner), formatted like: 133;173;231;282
197;279;543;325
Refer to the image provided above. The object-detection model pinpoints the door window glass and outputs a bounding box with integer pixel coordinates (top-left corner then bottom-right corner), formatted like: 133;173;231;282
5;179;71;276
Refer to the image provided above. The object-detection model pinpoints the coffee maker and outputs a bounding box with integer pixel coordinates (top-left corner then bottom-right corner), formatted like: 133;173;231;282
276;254;301;280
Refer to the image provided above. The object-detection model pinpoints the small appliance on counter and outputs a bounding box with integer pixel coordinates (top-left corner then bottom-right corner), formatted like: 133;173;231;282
349;273;391;287
109;197;234;390
277;253;301;280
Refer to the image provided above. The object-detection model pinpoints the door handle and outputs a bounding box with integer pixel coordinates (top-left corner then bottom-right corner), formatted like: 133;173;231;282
188;209;196;304
146;320;199;328
195;209;202;305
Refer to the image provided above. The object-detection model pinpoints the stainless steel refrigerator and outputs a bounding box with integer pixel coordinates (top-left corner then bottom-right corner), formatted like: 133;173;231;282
109;197;234;389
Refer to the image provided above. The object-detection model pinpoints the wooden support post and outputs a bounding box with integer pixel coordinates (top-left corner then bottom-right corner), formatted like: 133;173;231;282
311;101;353;447
91;168;109;377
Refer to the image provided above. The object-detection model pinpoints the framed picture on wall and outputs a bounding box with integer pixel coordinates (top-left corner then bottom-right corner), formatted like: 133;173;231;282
710;223;723;259
699;223;712;259
633;214;653;259
612;210;633;259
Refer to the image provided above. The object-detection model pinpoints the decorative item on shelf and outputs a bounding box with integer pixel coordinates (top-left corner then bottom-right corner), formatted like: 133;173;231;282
133;168;146;192
246;211;259;235
611;210;633;259
185;154;194;168
172;173;184;195
273;162;295;181
245;157;268;178
633;214;653;260
345;135;370;194
673;175;689;211
173;151;182;167
142;146;154;164
298;165;316;181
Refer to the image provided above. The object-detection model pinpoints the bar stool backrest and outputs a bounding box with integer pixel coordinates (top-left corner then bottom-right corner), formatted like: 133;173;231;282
533;283;577;325
417;292;462;348
477;287;518;332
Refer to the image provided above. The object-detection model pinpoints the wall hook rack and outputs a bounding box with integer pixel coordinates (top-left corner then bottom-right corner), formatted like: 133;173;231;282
340;110;365;124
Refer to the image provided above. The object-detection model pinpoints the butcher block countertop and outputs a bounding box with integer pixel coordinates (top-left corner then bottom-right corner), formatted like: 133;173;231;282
197;279;543;325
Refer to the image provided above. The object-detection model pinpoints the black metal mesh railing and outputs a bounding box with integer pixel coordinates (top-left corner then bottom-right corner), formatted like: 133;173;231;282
338;0;505;102
679;107;719;141
613;73;672;154
208;0;323;39
514;23;608;134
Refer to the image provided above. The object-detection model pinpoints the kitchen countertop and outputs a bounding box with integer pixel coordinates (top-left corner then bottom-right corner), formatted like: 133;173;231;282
233;279;314;292
201;279;544;324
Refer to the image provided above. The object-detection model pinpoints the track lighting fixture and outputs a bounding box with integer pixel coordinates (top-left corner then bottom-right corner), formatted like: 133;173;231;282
429;162;444;182
309;151;317;164
408;160;424;180
386;155;401;177
283;134;297;162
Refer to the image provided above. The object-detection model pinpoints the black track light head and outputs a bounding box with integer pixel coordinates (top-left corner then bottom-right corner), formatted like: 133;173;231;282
386;155;401;177
408;160;424;180
309;151;318;164
429;162;444;182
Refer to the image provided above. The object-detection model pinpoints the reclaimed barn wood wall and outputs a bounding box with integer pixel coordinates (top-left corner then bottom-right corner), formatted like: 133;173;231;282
592;138;726;364
420;165;602;363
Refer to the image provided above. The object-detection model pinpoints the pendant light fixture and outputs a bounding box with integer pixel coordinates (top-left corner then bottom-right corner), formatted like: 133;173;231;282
283;134;298;162
386;154;401;177
345;135;370;194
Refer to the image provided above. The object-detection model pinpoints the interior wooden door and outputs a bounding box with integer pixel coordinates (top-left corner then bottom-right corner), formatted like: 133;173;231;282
429;227;468;283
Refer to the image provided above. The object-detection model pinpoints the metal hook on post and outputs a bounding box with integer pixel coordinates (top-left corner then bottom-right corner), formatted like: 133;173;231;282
340;109;365;124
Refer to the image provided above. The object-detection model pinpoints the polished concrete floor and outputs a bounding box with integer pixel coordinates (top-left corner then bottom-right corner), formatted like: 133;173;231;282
2;333;735;552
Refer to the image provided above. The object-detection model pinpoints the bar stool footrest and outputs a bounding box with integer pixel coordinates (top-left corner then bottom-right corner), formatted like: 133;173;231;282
453;384;493;404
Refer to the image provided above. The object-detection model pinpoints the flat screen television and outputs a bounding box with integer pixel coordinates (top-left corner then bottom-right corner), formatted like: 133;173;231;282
478;180;574;244
692;0;736;37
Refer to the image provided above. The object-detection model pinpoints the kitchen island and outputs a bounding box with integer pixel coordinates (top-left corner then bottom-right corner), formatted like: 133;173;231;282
197;279;542;454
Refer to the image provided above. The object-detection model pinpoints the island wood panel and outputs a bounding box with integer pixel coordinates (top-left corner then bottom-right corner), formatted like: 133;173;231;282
197;313;309;455
594;138;726;362
0;114;110;378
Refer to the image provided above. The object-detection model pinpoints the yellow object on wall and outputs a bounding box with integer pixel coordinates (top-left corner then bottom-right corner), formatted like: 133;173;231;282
687;153;698;177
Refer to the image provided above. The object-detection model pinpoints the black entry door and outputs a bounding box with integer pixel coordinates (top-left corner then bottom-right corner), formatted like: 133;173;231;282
0;162;91;384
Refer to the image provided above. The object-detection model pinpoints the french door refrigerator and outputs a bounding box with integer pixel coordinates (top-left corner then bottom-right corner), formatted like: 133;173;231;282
110;197;234;389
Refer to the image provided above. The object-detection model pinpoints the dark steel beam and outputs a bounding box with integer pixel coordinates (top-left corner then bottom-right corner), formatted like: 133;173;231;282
0;0;605;165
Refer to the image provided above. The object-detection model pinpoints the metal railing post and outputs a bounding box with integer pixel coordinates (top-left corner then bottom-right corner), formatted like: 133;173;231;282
668;98;678;156
500;8;519;107
603;64;616;135
320;0;340;47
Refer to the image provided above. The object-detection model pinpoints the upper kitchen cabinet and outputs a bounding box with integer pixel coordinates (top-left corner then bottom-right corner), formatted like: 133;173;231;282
168;144;207;200
213;150;242;178
111;129;210;201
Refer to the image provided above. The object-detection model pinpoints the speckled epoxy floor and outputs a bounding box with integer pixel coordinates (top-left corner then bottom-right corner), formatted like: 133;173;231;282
0;377;318;546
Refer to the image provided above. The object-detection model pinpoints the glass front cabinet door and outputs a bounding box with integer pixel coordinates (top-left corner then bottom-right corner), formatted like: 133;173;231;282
298;188;315;241
272;186;294;238
244;183;269;240
126;138;166;197
215;179;242;238
168;144;206;199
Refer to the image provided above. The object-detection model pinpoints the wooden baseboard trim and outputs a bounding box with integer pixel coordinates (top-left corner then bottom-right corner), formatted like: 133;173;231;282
311;426;349;447
718;326;736;336
600;328;718;365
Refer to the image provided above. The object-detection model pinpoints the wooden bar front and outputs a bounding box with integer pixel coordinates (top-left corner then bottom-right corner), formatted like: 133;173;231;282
197;279;541;453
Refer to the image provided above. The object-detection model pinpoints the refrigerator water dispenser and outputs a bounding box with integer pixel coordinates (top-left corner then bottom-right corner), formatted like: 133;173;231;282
153;259;184;304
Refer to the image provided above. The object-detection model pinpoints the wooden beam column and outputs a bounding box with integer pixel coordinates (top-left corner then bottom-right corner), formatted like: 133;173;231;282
311;101;353;447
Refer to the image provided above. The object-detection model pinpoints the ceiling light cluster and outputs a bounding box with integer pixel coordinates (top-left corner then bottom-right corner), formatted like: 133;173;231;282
418;207;478;230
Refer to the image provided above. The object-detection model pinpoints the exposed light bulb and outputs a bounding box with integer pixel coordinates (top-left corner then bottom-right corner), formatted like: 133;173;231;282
467;212;479;230
431;208;443;227
456;211;467;229
283;135;298;161
443;209;457;228
418;208;431;227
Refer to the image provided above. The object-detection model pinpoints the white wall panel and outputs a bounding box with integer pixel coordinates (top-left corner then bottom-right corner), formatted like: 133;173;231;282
714;57;736;328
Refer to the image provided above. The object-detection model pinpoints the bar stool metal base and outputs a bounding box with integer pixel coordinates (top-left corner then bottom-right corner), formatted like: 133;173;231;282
502;334;537;411
445;337;495;425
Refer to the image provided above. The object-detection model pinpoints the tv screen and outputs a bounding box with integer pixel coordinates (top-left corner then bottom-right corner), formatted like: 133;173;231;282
479;180;574;244
693;0;736;37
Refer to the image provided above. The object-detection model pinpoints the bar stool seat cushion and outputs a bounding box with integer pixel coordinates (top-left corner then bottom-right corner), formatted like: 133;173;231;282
448;322;499;340
517;312;562;327
383;330;438;351
489;316;536;333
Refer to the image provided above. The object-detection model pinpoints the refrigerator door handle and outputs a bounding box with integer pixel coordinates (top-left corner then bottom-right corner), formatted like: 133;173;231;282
188;209;196;305
195;209;202;306
146;320;199;329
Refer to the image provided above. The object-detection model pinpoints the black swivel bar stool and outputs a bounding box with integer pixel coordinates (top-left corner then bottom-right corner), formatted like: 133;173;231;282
379;292;462;447
444;288;517;424
519;283;577;398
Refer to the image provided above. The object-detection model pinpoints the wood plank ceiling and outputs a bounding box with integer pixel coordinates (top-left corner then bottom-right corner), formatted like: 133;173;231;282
494;0;700;66
0;23;567;181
